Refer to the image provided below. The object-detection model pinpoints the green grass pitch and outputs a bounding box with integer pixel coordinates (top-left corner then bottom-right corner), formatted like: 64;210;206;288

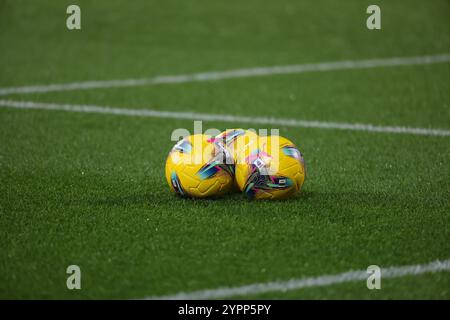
0;0;449;299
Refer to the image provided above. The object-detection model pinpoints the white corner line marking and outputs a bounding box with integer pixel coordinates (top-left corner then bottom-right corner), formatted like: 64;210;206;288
0;54;449;96
145;258;450;300
1;99;449;137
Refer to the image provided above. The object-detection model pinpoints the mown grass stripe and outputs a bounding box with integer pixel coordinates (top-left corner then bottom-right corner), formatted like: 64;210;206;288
0;54;449;96
146;258;450;300
1;99;449;137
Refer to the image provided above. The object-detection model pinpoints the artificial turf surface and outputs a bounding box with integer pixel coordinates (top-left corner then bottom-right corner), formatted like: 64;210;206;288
0;0;449;299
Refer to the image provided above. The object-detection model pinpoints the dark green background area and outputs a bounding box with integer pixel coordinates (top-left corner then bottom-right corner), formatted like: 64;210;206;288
1;0;449;86
0;0;449;299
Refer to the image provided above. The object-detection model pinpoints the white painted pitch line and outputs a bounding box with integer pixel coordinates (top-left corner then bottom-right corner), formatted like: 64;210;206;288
146;258;450;300
1;99;450;137
0;53;449;96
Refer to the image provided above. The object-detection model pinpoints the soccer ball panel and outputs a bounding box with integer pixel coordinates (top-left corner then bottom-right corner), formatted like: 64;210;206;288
214;129;259;192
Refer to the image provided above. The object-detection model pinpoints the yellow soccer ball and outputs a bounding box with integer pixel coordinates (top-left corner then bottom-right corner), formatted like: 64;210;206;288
235;135;305;200
165;134;234;198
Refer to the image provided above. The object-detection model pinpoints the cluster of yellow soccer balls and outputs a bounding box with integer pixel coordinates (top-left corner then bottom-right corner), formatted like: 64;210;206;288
165;129;306;200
